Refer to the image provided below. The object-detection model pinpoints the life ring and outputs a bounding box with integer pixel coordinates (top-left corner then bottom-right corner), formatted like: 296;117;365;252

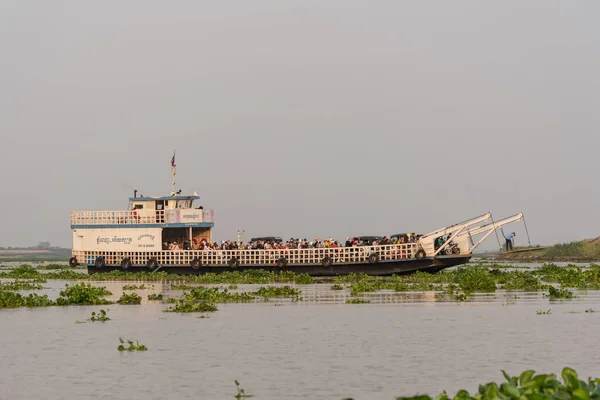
68;257;78;267
121;257;132;271
95;256;105;268
277;257;288;268
368;253;379;264
321;256;332;267
415;249;426;259
146;258;159;272
228;257;240;269
191;258;201;270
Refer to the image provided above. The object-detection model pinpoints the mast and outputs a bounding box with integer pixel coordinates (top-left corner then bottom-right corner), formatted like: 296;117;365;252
170;150;176;195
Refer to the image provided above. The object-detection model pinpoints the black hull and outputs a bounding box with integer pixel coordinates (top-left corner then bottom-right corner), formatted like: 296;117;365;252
87;255;471;276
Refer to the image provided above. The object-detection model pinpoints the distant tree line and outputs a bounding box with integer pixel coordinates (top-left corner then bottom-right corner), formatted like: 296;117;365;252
0;241;60;250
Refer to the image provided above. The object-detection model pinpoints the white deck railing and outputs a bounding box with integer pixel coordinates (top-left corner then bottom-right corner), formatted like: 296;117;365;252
72;243;423;267
70;209;215;225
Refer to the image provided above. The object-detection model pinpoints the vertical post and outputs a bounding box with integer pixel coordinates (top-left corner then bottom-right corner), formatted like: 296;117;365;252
170;150;176;195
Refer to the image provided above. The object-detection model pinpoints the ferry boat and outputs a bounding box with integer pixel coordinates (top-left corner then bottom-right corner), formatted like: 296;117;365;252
69;193;525;276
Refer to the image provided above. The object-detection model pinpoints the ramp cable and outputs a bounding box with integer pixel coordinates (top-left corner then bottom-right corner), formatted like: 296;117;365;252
490;214;502;249
523;215;532;246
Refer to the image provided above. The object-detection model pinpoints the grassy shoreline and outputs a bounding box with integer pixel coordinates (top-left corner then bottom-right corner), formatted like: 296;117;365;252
495;241;600;262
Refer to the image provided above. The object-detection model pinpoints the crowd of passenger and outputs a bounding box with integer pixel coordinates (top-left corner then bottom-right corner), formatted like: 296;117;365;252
162;234;422;252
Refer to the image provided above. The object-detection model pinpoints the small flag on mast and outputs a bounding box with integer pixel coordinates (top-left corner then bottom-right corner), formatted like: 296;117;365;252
170;152;176;168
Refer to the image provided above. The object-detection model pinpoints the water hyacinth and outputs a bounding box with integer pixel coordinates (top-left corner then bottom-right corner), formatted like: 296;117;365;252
394;368;600;400
55;283;112;306
117;292;142;305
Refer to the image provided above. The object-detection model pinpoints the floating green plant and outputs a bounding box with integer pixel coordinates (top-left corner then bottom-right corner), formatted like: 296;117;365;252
546;286;574;299
170;284;197;290
0;265;44;280
122;284;147;290
0;291;54;308
390;367;599;400
117;337;147;351
35;264;74;270
331;284;344;290
234;380;253;399
0;291;25;308
182;287;254;303
167;300;218;313
345;298;370;304
253;286;302;301
585;308;598;313
117;292;142;305
537;309;552;315
147;293;163;301
55;283;112;306
0;280;44;291
85;269;313;285
77;309;110;323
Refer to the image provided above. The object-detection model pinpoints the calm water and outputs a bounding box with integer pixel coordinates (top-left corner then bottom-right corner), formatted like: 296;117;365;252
2;263;600;399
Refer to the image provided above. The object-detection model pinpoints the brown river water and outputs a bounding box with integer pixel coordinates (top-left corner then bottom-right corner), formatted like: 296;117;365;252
1;261;600;400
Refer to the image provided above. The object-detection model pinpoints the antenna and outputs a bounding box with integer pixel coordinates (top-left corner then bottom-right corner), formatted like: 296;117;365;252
170;150;176;195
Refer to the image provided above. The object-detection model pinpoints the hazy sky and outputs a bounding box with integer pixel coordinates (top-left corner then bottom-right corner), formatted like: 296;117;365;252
1;1;599;249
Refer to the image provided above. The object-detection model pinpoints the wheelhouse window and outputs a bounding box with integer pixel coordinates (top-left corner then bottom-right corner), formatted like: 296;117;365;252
176;200;192;209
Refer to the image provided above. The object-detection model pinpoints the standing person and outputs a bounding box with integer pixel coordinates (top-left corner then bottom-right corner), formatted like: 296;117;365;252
505;232;516;251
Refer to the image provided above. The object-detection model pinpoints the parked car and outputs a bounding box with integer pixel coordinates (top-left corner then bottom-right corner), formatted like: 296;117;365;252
356;236;383;246
250;236;283;244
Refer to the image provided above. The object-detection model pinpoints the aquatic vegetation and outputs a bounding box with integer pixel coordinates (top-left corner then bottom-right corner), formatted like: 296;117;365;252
345;298;370;304
35;264;73;270
0;291;54;308
117;292;142;305
227;284;238;290
435;285;469;302
165;297;179;303
546;286;574;299
293;273;313;285
234;380;253;399
90;309;110;321
0;265;84;281
392;368;600;400
331;284;345;290
117;337;147;351
253;286;302;301
55;283;113;305
449;267;497;292
147;293;163;301
23;293;54;307
0;265;43;280
0;291;26;308
45;270;87;280
585;308;598;313
182;287;254;303
537;309;552;315
85;269;313;285
170;284;197;290
0;280;44;291
167;300;218;313
493;270;545;291
122;284;147;290
77;309;110;323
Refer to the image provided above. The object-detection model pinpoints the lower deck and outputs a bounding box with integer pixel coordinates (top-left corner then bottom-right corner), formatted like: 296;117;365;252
72;243;471;276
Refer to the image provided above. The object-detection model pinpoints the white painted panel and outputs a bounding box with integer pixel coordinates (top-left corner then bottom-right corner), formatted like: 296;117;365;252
75;228;162;251
164;209;203;223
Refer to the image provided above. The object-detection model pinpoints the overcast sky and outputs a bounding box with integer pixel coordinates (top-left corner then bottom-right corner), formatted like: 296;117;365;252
1;1;599;249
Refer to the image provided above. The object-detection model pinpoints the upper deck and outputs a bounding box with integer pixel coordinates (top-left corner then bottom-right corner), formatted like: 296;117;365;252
70;194;214;229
